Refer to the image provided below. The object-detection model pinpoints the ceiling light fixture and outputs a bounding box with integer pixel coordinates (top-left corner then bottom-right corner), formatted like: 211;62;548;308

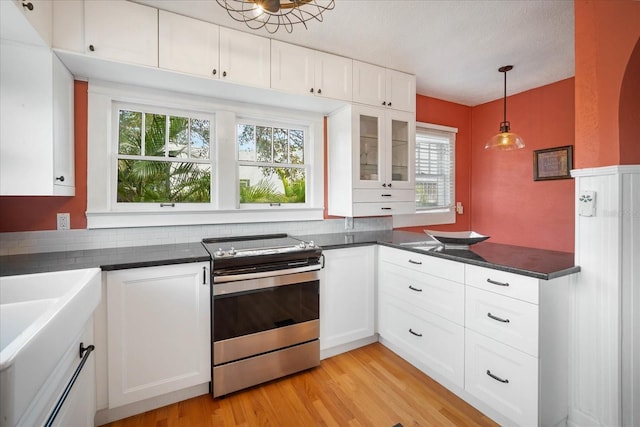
485;65;525;151
215;0;335;34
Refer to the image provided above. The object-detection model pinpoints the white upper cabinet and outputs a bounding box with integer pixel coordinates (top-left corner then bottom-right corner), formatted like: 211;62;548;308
158;10;220;79
0;40;74;196
219;27;270;88
4;0;52;46
271;40;352;101
353;60;416;112
84;0;158;67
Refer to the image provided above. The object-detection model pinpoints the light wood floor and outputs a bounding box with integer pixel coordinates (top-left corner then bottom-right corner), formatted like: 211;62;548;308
104;343;498;427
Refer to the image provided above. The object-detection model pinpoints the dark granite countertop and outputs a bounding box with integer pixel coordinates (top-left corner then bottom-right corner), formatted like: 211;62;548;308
0;230;579;280
0;242;210;276
296;230;580;280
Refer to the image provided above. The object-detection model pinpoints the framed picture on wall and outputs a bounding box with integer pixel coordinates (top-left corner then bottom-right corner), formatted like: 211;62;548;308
533;145;573;181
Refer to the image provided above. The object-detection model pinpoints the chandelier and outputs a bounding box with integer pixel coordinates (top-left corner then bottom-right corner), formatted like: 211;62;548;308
215;0;335;34
485;65;525;151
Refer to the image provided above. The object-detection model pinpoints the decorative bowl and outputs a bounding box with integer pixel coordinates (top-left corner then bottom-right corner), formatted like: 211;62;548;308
423;230;490;249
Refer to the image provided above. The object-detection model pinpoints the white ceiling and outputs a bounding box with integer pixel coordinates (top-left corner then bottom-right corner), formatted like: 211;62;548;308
135;0;575;106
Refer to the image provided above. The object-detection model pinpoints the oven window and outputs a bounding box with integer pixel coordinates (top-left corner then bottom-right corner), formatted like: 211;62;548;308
213;281;319;341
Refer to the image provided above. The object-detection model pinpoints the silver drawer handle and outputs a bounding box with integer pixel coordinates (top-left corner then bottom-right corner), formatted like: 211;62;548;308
487;312;510;323
486;278;510;287
486;370;509;383
408;285;423;292
408;259;422;265
409;328;422;337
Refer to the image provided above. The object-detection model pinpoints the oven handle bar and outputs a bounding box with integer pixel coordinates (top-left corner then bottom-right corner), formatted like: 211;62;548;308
213;267;320;294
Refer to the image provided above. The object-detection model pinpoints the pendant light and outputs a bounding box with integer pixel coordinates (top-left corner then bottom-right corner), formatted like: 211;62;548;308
216;0;335;34
485;65;525;151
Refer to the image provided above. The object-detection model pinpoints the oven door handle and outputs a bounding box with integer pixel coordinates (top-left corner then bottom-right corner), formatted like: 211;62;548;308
213;264;320;286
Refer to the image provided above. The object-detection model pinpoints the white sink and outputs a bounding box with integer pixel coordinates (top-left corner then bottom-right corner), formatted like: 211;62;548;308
0;268;101;427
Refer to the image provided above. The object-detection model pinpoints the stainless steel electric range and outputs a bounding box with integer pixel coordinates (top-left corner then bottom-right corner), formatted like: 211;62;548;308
202;234;322;397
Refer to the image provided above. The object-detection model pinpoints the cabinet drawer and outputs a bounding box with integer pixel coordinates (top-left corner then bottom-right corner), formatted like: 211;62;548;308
379;262;464;325
465;330;538;427
379;296;464;388
352;201;415;217
465;264;539;304
465;286;539;356
378;246;464;283
352;188;414;203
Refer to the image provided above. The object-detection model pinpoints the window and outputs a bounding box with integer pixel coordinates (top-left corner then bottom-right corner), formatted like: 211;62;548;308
392;122;456;228
415;126;454;211
86;83;324;228
116;107;212;204
237;122;307;205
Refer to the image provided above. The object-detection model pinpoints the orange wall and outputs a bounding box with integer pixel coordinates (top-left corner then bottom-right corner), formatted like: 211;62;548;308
471;78;575;252
574;0;640;168
0;81;88;232
397;95;473;234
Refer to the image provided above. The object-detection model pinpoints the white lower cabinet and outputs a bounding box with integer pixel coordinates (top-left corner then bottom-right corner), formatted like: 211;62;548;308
106;262;211;408
319;246;376;357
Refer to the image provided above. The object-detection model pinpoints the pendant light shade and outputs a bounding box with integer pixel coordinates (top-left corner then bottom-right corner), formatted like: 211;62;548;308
485;65;525;151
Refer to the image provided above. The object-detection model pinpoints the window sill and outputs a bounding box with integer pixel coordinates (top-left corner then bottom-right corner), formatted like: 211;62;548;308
392;208;455;228
86;208;324;229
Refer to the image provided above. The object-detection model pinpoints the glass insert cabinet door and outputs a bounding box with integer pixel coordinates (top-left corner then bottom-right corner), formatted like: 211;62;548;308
390;118;409;185
358;114;381;183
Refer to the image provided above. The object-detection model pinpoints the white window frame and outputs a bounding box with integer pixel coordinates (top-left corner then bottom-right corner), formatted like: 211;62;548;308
86;81;324;229
393;122;457;228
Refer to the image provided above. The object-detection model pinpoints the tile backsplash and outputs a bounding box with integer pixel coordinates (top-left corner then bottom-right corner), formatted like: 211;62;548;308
0;218;391;256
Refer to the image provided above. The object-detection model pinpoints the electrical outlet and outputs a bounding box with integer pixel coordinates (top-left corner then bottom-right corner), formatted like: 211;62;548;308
57;213;70;230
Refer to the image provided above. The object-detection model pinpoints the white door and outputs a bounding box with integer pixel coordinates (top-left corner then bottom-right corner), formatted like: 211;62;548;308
84;0;158;67
270;40;314;95
315;51;352;101
159;10;219;79
384;109;415;189
107;262;211;407
219;27;270;88
385;69;416;112
320;246;375;352
353;60;386;107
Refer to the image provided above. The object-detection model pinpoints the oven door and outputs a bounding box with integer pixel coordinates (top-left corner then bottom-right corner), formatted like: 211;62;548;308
212;270;319;366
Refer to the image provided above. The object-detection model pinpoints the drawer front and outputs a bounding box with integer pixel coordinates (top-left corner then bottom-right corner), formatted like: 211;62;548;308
379;262;464;325
352;201;416;217
465;286;539;356
378;246;464;282
465;330;538;427
379;296;464;388
465;264;539;304
352;188;415;203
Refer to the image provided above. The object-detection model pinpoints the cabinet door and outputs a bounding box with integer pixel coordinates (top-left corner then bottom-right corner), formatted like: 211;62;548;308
1;41;52;195
320;246;375;352
386;69;416;112
385;109;414;189
353;60;386;107
158;10;219;79
219;27;270;88
353;105;385;189
107;262;211;408
270;40;314;95
52;55;75;193
315;51;352;101
85;0;158;67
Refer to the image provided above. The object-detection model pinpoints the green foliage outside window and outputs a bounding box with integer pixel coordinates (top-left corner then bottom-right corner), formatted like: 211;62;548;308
117;110;211;203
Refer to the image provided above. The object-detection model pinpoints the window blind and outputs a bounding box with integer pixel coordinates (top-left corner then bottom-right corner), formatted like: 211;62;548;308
415;128;454;211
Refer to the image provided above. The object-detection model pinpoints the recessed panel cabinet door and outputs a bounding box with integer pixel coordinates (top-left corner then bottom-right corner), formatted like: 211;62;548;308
314;51;352;101
107;262;211;408
219;27;270;88
84;0;158;67
158;10;219;79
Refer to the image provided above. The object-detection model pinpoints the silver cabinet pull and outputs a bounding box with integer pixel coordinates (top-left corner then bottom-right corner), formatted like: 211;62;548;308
487;370;509;383
408;285;423;292
408;259;422;265
487;312;510;323
409;328;422;337
381;194;392;197
160;203;175;207
486;278;509;287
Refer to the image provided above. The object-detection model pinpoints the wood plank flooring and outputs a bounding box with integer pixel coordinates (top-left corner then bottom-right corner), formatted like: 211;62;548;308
104;343;497;427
